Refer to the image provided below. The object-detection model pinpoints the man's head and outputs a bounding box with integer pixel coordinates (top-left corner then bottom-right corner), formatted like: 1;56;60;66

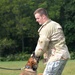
34;8;49;25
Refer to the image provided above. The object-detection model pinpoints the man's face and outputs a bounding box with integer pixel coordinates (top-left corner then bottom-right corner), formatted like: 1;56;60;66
34;13;44;25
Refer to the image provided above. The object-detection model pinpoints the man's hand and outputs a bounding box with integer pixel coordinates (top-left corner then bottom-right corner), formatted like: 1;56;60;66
31;51;40;63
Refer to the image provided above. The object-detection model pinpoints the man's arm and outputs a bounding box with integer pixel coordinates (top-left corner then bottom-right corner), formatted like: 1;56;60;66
35;35;50;57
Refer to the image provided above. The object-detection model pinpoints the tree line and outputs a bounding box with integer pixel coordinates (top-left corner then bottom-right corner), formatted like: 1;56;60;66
0;0;75;57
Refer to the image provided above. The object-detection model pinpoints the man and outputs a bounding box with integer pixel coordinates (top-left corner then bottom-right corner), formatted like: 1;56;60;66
33;8;70;75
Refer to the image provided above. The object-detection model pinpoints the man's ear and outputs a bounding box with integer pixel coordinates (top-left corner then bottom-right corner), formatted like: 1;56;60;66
42;14;46;19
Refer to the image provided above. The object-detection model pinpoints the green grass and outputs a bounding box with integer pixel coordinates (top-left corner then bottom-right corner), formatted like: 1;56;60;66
62;60;75;75
0;60;75;75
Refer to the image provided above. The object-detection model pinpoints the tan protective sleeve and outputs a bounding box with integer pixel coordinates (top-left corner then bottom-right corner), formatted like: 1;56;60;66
35;36;50;57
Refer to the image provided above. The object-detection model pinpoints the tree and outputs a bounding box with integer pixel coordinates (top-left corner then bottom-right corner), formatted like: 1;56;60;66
0;0;75;56
0;0;39;55
60;0;75;51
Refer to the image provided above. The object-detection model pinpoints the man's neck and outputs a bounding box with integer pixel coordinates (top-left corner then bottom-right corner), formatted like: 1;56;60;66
42;18;50;25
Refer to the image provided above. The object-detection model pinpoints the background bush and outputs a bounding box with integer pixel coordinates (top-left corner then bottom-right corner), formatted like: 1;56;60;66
70;52;75;60
0;52;75;61
0;53;30;61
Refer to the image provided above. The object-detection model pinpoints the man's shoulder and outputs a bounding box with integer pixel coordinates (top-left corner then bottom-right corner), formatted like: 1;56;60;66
48;20;62;29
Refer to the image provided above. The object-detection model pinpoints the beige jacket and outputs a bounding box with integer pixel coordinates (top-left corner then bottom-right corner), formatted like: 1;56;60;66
35;19;70;62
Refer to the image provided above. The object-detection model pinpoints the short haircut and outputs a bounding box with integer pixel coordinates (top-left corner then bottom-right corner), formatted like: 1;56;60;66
34;8;48;17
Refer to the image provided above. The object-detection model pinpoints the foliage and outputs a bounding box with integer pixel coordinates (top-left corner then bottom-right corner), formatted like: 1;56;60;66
0;53;30;61
0;51;75;61
70;52;75;60
0;38;17;56
59;0;75;51
0;0;75;57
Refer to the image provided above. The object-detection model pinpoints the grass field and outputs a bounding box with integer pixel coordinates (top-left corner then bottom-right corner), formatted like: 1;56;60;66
0;60;75;75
